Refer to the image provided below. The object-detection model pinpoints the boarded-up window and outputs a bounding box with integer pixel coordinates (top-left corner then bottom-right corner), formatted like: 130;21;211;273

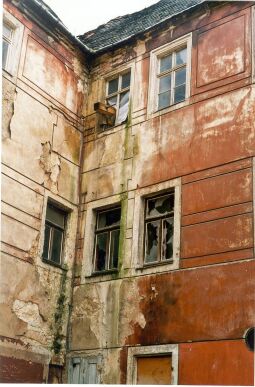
136;356;172;385
68;356;101;384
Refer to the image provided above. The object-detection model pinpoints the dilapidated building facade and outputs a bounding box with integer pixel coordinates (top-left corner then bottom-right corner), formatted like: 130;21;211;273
1;0;255;384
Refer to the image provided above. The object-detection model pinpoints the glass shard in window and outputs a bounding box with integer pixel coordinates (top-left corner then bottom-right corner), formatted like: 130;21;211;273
176;47;187;65
147;194;174;218
160;54;172;73
116;90;130;124
159;75;171;93
95;233;108;271
145;221;160;263
162;218;174;260
108;78;118;95
121;72;131;90
107;95;117;107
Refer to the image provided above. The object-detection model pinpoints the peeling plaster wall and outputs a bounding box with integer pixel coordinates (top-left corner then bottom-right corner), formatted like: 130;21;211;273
2;0;255;384
1;0;87;382
70;1;255;385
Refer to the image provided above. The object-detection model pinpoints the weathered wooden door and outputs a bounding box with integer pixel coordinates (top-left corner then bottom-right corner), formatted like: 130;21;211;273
136;355;172;384
68;356;101;384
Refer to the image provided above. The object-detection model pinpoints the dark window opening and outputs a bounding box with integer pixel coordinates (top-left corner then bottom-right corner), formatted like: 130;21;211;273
42;203;67;266
144;193;174;264
94;207;121;272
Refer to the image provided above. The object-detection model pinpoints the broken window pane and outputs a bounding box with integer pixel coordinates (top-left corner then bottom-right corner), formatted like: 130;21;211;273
147;194;174;218
121;72;131;89
109;229;120;269
108;78;118;95
95;232;108;271
107;95;117;108
116;90;130;124
162;218;174;260
159;75;171;93
97;208;121;229
144;193;175;265
145;221;160;263
160;54;172;73
176;47;187;65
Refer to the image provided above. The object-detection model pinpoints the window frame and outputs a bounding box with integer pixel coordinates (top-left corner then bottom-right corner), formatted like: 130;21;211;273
148;33;192;118
93;206;121;273
82;195;122;279
2;9;24;77
2;22;13;71
127;344;178;385
39;195;76;271
102;62;135;130
132;178;181;275
42;202;67;267
143;192;175;265
106;70;131;125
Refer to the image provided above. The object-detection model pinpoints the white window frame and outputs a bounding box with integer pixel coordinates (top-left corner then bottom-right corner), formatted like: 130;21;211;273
132;178;181;275
3;9;24;76
104;62;135;127
148;33;192;118
127;344;178;385
82;194;121;279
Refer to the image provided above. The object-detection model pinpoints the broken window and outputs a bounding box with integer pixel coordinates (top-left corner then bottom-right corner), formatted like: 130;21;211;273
106;71;131;125
144;193;174;264
157;46;187;109
42;203;67;266
94;207;121;272
2;22;13;70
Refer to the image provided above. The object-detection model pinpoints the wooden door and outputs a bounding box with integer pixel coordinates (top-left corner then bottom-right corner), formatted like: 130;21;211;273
136;355;172;385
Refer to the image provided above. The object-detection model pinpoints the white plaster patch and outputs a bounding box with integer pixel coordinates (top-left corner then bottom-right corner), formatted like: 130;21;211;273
12;299;43;329
136;312;146;329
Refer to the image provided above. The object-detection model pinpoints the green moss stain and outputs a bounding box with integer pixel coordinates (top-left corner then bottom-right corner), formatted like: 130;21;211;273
52;265;68;354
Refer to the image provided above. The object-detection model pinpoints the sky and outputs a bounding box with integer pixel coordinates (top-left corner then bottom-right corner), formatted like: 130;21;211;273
43;0;159;36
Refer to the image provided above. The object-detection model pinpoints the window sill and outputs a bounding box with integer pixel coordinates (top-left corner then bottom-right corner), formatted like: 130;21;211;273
137;259;174;270
96;122;127;137
41;258;67;271
90;268;118;277
135;258;179;275
148;98;190;119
